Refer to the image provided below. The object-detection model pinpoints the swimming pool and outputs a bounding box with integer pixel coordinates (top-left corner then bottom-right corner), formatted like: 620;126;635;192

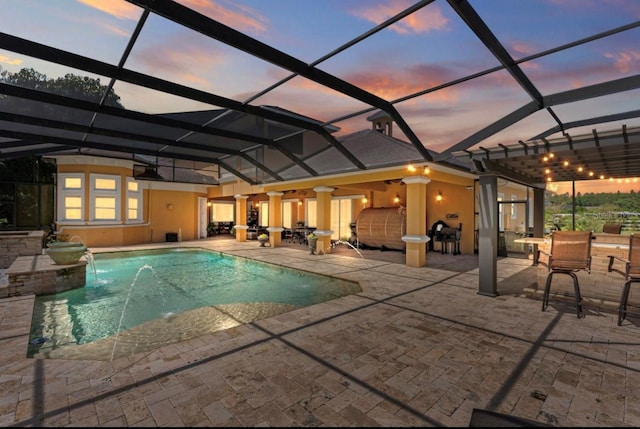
28;247;361;360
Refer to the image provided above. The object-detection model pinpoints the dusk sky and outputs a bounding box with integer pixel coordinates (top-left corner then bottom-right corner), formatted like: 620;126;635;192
2;0;640;189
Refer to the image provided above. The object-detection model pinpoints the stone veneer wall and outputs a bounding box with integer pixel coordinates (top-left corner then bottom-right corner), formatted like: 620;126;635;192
2;255;86;298
0;230;45;269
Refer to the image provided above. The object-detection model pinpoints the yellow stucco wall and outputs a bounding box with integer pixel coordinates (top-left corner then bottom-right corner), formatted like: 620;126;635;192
56;156;479;255
55;158;208;247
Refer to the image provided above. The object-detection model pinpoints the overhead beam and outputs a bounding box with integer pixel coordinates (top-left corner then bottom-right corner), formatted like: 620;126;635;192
447;0;543;107
125;0;430;162
0;110;286;181
0;32;361;171
0;130;261;185
438;75;640;160
0;83;317;178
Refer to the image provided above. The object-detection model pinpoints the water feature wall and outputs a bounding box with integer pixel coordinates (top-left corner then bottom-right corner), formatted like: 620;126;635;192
0;230;45;268
0;230;87;298
5;256;86;297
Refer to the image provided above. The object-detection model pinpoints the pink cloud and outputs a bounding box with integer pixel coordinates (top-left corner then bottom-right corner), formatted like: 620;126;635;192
179;0;268;34
132;32;224;88
350;0;449;35
77;0;268;35
344;63;460;102
0;54;23;66
605;49;640;73
76;0;140;20
509;40;538;58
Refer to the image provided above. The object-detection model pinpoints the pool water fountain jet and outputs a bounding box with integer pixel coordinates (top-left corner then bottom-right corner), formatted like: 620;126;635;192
110;263;165;361
328;240;382;295
84;248;97;279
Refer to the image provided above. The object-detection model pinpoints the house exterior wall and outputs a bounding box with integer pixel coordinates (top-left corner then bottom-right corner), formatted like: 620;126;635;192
52;156;208;247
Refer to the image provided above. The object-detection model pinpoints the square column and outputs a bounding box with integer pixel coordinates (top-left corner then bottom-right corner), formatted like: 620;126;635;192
267;191;284;247
313;186;334;255
234;194;248;242
478;174;498;297
402;176;430;267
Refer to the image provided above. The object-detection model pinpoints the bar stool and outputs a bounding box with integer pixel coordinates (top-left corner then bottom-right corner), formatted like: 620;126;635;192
538;231;592;318
607;234;640;325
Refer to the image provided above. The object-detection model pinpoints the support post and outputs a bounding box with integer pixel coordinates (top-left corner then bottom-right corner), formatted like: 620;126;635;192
267;191;284;247
313;186;334;254
234;194;248;242
402;175;430;267
478;174;498;297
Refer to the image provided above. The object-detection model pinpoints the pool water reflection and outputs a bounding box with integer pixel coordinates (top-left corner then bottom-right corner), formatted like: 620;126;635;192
28;248;361;360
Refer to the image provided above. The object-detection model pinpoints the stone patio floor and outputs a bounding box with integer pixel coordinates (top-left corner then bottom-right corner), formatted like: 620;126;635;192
1;237;639;427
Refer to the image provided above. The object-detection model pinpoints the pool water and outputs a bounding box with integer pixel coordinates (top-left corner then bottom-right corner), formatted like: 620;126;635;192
28;248;360;358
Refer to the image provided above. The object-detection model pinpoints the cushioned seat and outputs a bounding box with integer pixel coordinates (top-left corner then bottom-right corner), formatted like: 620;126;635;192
607;234;640;325
538;231;592;318
603;223;622;234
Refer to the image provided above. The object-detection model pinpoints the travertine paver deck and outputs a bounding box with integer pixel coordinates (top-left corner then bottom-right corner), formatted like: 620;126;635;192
1;238;639;427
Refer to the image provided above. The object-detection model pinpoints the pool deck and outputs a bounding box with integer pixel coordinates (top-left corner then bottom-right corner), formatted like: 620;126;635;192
1;237;640;427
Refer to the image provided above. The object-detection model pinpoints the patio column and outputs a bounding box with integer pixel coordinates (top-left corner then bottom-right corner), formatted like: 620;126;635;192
313;186;334;255
402;175;431;267
234;194;248;242
478;174;498;297
267;191;284;247
533;187;544;237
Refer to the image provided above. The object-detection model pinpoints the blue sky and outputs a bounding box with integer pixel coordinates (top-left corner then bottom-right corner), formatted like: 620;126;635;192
1;0;639;159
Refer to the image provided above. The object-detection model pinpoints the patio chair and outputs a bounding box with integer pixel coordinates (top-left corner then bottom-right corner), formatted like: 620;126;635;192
283;228;294;243
607;234;640;325
538;231;592;318
603;223;622;234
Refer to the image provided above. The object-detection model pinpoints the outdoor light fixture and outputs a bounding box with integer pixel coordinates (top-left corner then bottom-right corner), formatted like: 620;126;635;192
436;192;443;202
407;164;416;172
393;194;400;204
423;165;430;175
362;197;368;204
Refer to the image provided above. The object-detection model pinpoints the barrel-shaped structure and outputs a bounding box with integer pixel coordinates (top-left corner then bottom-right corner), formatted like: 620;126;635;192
356;207;406;250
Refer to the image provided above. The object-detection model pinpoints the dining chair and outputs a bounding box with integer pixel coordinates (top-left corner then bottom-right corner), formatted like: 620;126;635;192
538;231;592;318
607;234;640;325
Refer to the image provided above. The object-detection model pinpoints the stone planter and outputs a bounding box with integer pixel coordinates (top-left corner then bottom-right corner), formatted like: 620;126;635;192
258;238;268;247
46;245;87;265
47;241;84;248
308;237;318;255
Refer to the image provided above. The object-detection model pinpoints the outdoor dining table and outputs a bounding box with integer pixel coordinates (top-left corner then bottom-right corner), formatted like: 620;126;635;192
513;237;549;265
292;227;315;244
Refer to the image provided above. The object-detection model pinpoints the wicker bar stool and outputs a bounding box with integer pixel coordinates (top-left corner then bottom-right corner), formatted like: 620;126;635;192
538;231;592;318
607;234;640;325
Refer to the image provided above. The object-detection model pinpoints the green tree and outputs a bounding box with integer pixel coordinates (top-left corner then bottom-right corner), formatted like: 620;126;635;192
0;66;124;108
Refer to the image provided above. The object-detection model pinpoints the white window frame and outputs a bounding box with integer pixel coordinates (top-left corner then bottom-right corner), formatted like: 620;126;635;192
57;173;85;222
126;177;143;223
89;173;121;223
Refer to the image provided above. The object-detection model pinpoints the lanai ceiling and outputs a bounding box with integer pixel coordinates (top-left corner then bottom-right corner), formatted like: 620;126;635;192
0;0;639;186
